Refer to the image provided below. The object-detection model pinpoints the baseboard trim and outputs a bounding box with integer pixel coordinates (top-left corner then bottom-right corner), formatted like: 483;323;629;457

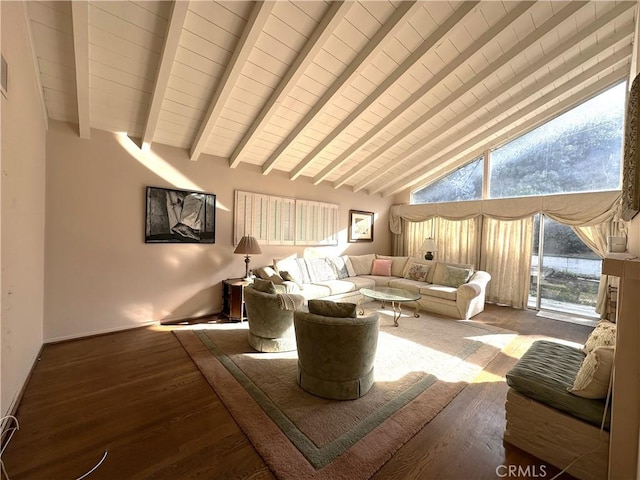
44;321;159;345
3;344;44;419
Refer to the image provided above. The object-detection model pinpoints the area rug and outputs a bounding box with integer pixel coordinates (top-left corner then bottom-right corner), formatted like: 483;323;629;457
174;309;516;480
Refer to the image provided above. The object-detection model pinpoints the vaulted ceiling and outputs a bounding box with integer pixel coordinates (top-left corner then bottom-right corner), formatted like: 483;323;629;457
25;1;637;197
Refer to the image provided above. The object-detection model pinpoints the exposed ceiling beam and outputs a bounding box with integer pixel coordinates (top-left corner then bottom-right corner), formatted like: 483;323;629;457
382;66;629;198
141;1;189;151
22;2;49;130
358;1;633;193
229;0;353;168
71;0;90;139
287;1;480;182
261;0;421;175
335;0;586;191
385;69;629;199
368;24;634;195
189;1;275;162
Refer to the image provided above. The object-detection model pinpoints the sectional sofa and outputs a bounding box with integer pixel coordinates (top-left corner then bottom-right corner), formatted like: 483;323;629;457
255;253;491;320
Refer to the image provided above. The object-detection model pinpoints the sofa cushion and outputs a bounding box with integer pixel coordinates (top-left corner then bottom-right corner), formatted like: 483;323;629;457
387;278;423;293
371;258;392;276
506;340;610;429
432;262;473;287
253;278;277;294
570;346;615;399
340;276;376;290
308;299;357;318
376;255;409;277
404;261;431;282
420;284;457;301
358;275;394;287
583;320;616;354
314;280;357;296
402;258;436;283
349;254;376;275
297;283;332;300
306;258;338;282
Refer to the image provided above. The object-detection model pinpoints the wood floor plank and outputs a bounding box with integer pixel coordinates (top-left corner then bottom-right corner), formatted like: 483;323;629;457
2;305;590;479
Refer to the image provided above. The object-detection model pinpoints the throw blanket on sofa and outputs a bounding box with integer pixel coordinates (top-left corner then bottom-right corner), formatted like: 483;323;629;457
277;293;305;311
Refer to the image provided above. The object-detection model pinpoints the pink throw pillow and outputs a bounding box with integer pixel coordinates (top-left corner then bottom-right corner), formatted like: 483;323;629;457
371;259;392;276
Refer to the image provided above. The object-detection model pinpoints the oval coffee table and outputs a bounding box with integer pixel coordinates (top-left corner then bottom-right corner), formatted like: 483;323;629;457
359;287;421;327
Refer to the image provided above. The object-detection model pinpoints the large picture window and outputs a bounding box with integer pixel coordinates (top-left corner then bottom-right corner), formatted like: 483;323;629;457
490;82;625;198
411;157;483;204
410;82;625;205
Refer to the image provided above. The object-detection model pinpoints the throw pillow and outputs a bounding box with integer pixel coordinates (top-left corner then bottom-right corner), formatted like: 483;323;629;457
404;262;430;282
279;270;305;290
252;278;276;294
328;255;357;279
583;320;616;354
349;254;376;275
376;255;409;277
254;266;283;284
306;258;337;282
402;258;436;283
569;346;615;399
308;299;357;318
440;265;473;288
371;258;392;276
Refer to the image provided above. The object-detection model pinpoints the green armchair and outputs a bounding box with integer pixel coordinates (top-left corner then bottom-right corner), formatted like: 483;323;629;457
293;306;380;400
244;285;304;353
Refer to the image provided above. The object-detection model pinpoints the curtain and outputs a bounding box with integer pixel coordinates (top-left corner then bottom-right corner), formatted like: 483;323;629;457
407;219;433;257
572;217;625;317
390;190;621;233
406;217;480;266
392;218;409;256
480;216;534;309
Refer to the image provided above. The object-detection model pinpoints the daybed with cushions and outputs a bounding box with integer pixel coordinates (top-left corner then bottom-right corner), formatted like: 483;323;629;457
255;253;491;320
504;320;616;480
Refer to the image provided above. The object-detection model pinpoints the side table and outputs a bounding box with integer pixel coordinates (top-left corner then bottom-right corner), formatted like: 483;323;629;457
222;278;252;322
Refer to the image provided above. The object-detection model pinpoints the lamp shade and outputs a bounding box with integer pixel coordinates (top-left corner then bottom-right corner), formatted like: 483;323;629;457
420;238;438;252
234;235;262;255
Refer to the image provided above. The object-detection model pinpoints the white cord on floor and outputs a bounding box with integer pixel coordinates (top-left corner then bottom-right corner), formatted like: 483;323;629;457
75;451;108;480
0;415;20;480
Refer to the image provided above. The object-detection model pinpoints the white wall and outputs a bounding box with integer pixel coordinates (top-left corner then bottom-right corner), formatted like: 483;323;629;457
44;121;394;341
1;2;47;416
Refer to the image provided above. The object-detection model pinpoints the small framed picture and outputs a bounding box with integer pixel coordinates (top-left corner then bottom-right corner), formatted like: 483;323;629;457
348;210;374;243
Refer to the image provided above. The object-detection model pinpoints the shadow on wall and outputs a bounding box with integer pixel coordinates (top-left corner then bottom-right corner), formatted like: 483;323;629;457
162;285;219;323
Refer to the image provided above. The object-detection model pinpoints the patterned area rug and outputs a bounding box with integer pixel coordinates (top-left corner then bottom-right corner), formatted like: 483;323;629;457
174;308;516;480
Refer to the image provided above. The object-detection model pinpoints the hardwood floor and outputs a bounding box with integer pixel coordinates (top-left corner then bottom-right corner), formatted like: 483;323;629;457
2;305;591;479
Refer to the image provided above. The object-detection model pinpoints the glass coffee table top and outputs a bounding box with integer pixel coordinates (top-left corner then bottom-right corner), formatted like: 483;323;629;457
359;287;421;326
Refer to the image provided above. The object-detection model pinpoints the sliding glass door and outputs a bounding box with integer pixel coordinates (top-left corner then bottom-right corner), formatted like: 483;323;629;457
529;214;600;318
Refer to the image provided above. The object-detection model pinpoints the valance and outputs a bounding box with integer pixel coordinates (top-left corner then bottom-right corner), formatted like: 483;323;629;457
389;190;622;234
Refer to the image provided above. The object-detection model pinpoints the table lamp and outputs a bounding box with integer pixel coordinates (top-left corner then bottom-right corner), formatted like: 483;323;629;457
234;235;262;279
420;238;438;260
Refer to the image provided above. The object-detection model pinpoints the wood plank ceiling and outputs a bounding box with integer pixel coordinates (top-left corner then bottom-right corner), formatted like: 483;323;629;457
26;1;637;198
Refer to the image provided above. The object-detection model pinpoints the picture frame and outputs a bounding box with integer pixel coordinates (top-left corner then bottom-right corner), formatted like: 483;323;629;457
622;72;640;221
145;186;216;243
348;210;374;243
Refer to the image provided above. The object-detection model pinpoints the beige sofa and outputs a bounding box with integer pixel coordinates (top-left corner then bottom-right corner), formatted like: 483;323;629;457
256;254;491;320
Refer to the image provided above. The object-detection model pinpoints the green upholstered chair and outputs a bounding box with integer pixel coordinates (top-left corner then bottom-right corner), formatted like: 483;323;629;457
244;286;304;353
293;308;379;400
